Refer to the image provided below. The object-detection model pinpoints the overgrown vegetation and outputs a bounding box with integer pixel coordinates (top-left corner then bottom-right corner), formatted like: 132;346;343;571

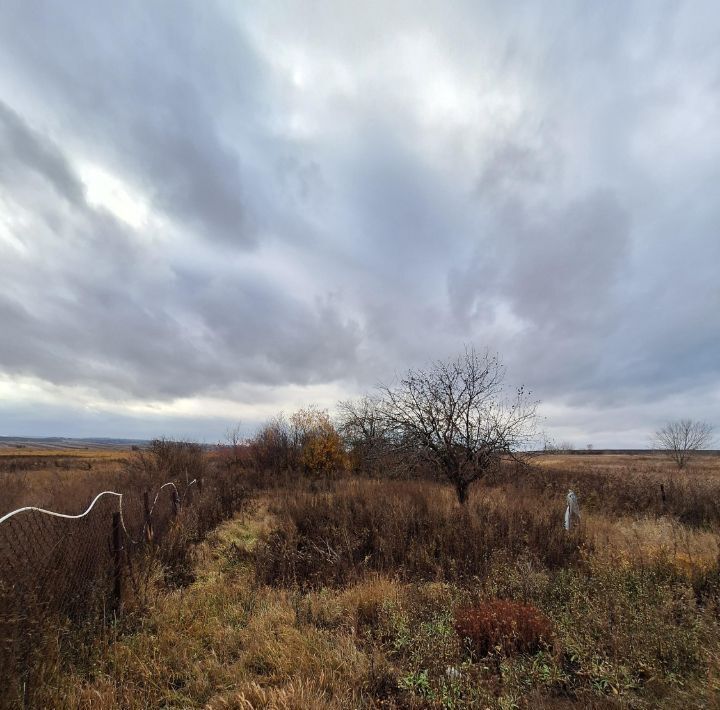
3;381;720;706
454;600;554;659
24;462;720;709
255;480;586;588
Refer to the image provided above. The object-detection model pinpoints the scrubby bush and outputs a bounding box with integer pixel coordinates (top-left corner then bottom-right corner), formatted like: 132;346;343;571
290;407;348;477
247;408;348;480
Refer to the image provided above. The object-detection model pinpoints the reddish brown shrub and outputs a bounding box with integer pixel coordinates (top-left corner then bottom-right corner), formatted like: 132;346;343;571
454;600;553;658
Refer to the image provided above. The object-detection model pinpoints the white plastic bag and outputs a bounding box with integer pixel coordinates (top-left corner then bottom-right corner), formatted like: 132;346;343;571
564;489;580;530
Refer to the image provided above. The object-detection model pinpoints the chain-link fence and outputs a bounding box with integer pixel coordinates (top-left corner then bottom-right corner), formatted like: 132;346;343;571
0;444;247;708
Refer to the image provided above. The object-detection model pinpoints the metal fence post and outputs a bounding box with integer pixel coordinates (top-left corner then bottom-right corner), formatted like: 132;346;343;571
112;512;122;613
143;491;153;543
172;489;180;517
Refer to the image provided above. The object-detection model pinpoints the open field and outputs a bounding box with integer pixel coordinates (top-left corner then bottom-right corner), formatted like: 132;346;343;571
0;448;135;516
3;450;720;708
535;452;720;479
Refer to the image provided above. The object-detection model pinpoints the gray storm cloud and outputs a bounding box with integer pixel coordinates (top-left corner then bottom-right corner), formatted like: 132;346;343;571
0;0;718;444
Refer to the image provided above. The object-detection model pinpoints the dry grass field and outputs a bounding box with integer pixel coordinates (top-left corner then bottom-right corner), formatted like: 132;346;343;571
4;450;719;708
0;447;135;516
536;452;720;478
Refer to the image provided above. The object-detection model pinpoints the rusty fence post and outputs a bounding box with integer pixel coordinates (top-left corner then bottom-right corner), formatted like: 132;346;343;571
143;491;153;543
112;512;122;614
198;476;203;495
172;489;180;517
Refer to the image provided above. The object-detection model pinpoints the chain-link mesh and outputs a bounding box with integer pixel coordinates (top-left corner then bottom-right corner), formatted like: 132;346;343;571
0;475;203;706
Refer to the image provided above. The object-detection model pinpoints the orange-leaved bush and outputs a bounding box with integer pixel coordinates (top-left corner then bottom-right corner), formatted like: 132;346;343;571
290;407;348;477
454;600;553;658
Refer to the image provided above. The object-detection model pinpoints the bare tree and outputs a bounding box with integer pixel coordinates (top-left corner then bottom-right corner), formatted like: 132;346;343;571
337;396;387;475
224;422;244;466
337;396;383;445
251;414;292;473
655;419;714;469
376;347;537;503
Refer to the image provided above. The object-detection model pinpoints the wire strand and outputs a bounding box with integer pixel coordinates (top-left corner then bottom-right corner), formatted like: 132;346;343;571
0;477;197;545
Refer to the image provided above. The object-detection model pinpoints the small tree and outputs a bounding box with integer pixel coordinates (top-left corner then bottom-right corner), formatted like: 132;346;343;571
290;407;348;477
250;409;348;476
655;419;714;469
377;347;537;503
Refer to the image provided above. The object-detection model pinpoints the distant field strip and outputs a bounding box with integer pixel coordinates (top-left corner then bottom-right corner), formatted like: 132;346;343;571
0;451;123;459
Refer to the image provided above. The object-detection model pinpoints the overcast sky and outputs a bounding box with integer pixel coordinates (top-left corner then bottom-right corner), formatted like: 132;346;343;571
0;1;718;446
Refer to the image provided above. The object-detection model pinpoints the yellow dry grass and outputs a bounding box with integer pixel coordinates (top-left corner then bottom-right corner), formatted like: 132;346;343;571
0;455;128;514
0;447;133;459
11;453;720;708
535;452;720;479
22;473;720;709
587;513;719;573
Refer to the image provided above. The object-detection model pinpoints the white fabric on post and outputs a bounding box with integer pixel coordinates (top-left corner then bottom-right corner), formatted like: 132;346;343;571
564;489;580;530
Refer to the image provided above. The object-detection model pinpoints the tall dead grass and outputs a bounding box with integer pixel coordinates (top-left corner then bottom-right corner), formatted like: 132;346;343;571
255;479;588;588
488;458;720;527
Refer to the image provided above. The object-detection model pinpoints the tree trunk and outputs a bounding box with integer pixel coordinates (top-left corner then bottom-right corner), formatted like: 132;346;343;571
456;480;470;505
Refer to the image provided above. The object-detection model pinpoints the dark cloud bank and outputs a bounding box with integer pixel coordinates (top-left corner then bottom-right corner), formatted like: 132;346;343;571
0;1;718;445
